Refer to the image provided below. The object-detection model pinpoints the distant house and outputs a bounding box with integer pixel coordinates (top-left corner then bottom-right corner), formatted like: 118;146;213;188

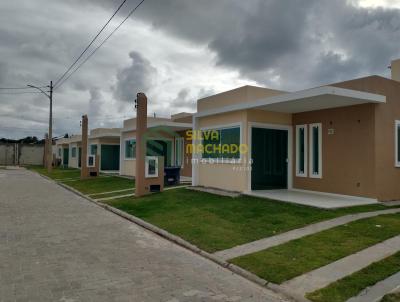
56;135;82;168
192;59;400;202
55;128;121;172
120;113;192;178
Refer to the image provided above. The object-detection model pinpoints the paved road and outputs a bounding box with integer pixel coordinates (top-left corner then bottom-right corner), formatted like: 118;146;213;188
0;169;285;302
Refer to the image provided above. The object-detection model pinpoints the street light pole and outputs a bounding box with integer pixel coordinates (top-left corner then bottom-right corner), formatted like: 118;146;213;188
28;82;53;173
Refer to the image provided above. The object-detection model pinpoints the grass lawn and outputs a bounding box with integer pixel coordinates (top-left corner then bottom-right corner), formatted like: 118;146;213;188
231;213;400;284
105;188;390;253
66;176;134;195
27;165;81;180
89;189;135;199
307;252;400;302
381;292;400;302
28;165;134;195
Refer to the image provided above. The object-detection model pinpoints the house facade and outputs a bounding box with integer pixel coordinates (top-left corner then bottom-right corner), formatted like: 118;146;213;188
120;113;192;178
56;135;82;168
88;128;120;172
192;59;400;202
55;128;121;172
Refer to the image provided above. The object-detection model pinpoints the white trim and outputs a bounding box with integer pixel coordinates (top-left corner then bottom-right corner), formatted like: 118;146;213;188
199;122;243;162
195;86;386;118
396;120;400;168
89;143;98;156
123;138;136;160
145;156;159;178
309;123;322;179
174;137;184;167
87;155;95;167
247;122;293;192
295;125;308;177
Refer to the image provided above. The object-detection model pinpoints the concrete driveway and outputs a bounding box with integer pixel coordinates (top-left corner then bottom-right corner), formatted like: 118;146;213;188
0;169;285;302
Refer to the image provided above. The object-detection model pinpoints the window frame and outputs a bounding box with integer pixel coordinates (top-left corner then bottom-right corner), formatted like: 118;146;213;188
90;144;98;156
296;124;308;177
309;123;322;179
175;137;184;167
71;147;77;158
396;120;400;167
200;124;242;160
124;138;136;160
145;156;159;178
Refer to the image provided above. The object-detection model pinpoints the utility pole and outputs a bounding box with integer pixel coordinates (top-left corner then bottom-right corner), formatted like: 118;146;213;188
28;81;53;173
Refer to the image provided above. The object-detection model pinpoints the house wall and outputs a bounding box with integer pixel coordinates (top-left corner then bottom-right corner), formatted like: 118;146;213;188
68;142;80;168
120;130;135;176
332;76;400;201
195;108;292;192
292;103;376;198
197;85;285;112
177;130;192;177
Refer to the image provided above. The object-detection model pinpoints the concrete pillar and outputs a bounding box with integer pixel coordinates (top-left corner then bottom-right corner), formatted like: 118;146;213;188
135;93;147;197
81;115;90;179
391;59;400;82
44;133;48;168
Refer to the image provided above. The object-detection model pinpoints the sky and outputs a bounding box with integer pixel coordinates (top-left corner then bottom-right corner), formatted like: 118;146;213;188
1;0;400;139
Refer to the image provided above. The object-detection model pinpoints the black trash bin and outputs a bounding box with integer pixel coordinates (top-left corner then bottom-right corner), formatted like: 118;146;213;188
164;166;181;186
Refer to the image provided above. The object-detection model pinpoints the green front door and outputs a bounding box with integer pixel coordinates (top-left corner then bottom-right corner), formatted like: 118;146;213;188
63;148;69;166
251;128;288;190
100;145;120;171
147;140;172;167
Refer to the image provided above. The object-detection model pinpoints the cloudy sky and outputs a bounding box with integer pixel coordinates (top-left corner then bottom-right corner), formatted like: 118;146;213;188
1;0;400;139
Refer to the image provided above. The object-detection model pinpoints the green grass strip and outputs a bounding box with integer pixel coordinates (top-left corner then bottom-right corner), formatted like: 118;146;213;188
307;252;400;302
231;213;400;284
106;188;390;253
381;292;400;302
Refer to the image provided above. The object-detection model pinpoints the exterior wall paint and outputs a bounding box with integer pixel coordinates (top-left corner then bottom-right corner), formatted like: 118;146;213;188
332;76;400;201
197;85;286;113
292;103;376;198
196;107;293;192
68;142;81;169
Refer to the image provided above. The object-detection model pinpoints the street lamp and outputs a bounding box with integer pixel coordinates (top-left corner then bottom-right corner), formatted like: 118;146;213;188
28;81;53;173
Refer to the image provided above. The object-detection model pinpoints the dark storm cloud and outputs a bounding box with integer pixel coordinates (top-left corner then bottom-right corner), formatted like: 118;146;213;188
113;51;157;103
78;0;400;89
2;0;400;139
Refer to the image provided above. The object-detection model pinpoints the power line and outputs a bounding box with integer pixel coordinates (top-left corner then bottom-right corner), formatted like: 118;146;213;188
55;0;146;90
0;91;44;95
0;86;47;90
53;0;129;87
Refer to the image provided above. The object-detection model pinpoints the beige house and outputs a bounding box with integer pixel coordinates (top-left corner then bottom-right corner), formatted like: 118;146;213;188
192;59;400;203
55;128;121;172
120;113;192;178
88;128;120;172
56;135;82;168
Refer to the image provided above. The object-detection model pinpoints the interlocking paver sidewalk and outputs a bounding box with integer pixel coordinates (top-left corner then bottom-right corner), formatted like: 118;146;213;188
0;169;285;302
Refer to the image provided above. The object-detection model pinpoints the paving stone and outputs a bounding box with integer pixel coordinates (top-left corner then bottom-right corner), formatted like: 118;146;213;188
0;169;284;302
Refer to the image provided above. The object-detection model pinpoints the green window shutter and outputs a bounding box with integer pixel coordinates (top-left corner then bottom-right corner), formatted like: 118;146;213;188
221;127;240;158
125;140;136;159
90;145;97;156
202;129;221;158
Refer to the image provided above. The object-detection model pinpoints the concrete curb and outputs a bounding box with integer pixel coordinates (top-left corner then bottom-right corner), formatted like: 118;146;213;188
35;172;309;302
